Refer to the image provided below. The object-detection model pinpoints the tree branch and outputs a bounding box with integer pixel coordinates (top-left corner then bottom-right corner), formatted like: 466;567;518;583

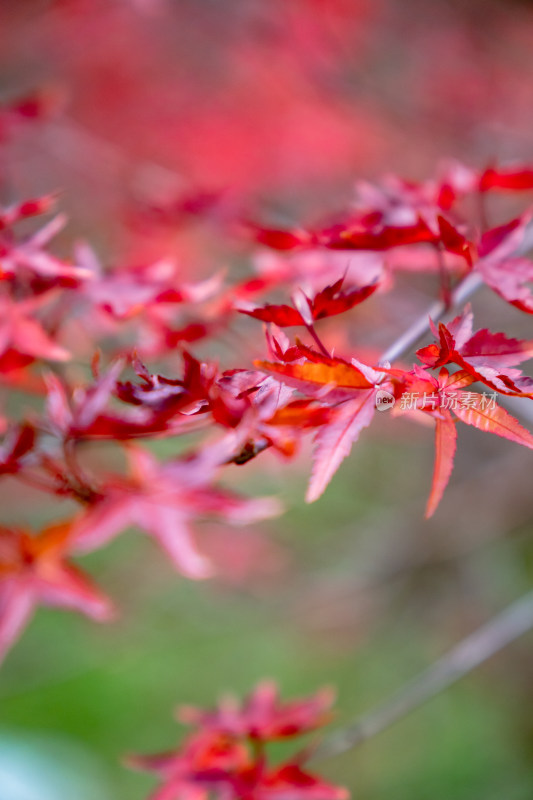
379;219;533;366
379;272;483;364
312;589;533;761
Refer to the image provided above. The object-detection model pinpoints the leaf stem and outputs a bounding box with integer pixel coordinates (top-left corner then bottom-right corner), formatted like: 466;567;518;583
305;322;331;358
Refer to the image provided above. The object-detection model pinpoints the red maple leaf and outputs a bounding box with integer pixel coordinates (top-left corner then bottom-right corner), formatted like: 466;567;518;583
244;222;316;251
238;277;377;328
476;214;533;313
177;681;334;741
0;210;92;285
256;348;389;500
393;368;533;517
127;683;347;800
44;360;206;440
0;520;113;662
305;387;377;503
479;165;533;193
416;307;533;396
247;207;474;270
0;195;57;231
255;351;376;401
253;763;348;800
0;291;70;370
0;424;35;476
71;445;281;578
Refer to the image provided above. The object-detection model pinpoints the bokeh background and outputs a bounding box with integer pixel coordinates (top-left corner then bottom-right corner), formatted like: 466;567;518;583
1;1;533;798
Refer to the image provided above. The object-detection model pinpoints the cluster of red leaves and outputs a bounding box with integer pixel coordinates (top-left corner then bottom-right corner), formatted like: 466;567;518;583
127;681;347;800
1;157;533;672
3;5;533;796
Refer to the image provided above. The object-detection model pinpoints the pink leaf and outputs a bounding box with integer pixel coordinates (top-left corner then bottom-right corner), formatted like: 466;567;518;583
453;396;533;449
306;390;376;502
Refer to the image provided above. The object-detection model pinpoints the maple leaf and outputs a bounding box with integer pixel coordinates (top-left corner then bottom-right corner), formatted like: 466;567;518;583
72;445;281;578
416;309;533;396
311;278;378;319
264;325;309;364
117;353;304;454
240;249;384;313
254;763;348;800
120;353;287;433
76;244;223;320
44;361;147;440
451;396;533;450
321;217;436;251
248;202;474;270
128;728;248;800
178;681;334;741
306;389;377;503
244;222;316;251
321;214;474;265
0;211;92;285
116;351;213;415
0;521;113;663
128;683;347;800
216;371;304;457
0;292;70;370
434;162;533;200
255;348;386;499
0;424;35;476
425;409;457;518
436;215;475;266
394;368;533;517
255;354;375;401
265;399;331;432
0;195;57;231
460;328;533;368
239;277;377;327
476;214;533;313
44;360;205;440
207;368;330;462
479;165;533;193
434;160;478;210
352;167;479;224
239;302;304;328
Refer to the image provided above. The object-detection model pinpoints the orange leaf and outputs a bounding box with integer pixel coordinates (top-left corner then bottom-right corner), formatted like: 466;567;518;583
254;360;374;391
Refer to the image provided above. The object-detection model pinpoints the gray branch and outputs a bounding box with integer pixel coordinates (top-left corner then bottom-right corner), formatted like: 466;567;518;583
379;272;483;364
313;590;533;761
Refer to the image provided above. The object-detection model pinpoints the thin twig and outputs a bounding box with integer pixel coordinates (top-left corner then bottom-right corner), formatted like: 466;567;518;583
379;272;483;365
379;219;533;365
312;590;533;761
